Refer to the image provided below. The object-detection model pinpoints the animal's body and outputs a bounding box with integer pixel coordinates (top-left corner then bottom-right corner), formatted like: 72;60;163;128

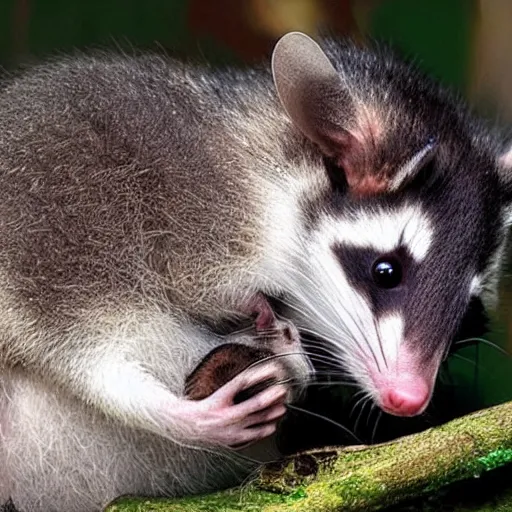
0;32;511;511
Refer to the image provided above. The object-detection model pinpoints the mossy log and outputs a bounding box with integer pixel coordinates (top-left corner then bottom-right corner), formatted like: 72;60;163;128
106;400;512;512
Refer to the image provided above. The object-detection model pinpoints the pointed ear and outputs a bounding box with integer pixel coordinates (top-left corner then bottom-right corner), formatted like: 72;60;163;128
271;32;385;196
271;32;355;158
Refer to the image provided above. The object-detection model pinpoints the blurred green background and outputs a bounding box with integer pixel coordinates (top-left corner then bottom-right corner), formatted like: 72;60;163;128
0;0;478;89
2;0;512;443
0;0;482;90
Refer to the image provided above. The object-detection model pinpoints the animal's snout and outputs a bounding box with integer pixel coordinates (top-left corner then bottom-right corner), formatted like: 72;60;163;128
379;375;430;417
367;343;436;417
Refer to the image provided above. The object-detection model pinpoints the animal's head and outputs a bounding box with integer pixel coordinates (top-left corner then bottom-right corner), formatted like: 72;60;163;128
272;32;512;417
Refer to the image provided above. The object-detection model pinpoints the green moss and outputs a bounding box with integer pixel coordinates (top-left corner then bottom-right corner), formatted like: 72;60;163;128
107;488;288;512
284;487;307;502
478;449;512;472
106;401;512;512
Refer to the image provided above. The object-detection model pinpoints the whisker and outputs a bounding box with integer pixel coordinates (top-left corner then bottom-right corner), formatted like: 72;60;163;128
286;403;363;444
220;323;255;338
450;353;478;367
310;370;354;379
349;392;369;420
305;381;359;388
288;297;366;359
275;271;379;370
242;259;381;387
454;337;510;357
373;315;389;371
303;351;347;367
366;401;378;429
371;410;383;443
303;346;342;363
243;351;311;371
354;396;372;434
277;374;356;387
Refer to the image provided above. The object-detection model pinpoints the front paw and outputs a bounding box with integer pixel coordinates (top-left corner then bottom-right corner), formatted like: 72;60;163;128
185;343;276;401
181;362;289;447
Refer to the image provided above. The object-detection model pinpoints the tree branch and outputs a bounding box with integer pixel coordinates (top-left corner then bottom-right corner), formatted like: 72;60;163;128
106;400;512;511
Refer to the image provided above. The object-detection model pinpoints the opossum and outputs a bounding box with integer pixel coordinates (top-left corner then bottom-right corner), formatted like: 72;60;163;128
0;31;511;511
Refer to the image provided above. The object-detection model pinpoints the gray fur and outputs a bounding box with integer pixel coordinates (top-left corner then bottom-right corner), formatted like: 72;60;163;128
0;32;511;511
0;47;317;511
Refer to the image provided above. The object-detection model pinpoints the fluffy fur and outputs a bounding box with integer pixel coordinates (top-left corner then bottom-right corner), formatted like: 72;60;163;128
0;32;511;511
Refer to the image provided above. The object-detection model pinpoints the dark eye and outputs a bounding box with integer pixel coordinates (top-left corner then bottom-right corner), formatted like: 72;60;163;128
372;258;402;289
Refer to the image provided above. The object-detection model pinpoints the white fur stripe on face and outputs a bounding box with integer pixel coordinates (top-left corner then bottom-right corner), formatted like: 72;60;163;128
317;204;433;261
376;313;404;368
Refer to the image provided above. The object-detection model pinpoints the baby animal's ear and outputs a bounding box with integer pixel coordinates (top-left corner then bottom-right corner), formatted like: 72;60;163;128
244;293;276;331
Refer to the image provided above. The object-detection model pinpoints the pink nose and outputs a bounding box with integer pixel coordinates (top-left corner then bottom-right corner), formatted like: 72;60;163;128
380;379;430;417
